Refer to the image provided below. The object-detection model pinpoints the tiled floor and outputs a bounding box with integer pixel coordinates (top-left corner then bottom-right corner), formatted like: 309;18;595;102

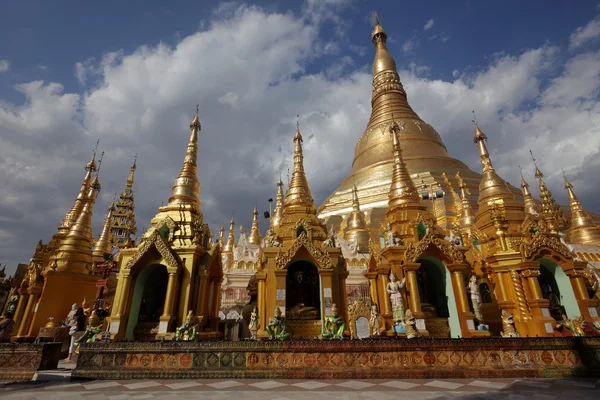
1;377;600;399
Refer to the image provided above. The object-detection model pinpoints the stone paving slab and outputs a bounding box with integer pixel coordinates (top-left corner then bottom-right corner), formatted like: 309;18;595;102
1;377;600;396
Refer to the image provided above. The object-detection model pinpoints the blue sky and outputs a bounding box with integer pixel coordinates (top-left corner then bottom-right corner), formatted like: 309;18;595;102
1;0;600;274
1;0;597;100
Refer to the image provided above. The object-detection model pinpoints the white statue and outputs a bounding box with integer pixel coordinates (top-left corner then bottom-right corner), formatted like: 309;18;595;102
64;303;78;326
386;272;406;322
369;304;383;336
467;275;483;321
249;306;259;340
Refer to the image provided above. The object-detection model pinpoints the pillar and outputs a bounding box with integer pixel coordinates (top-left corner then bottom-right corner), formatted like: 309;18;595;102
17;288;40;337
12;289;28;335
448;263;489;338
378;270;392;317
403;262;428;335
195;270;209;318
256;271;267;337
157;270;180;335
519;263;555;337
566;265;599;321
366;272;378;306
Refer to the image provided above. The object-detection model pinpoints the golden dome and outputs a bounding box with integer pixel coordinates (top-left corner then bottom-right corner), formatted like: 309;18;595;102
248;207;262;245
564;174;600;245
344;182;370;251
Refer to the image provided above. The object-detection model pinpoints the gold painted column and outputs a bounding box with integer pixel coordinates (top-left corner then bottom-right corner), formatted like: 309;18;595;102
17;288;41;337
195;270;209;318
566;263;599;321
162;271;179;319
256;271;267;337
115;273;132;317
403;263;422;314
365;272;378;306
12;289;29;335
448;266;470;314
378;269;392;317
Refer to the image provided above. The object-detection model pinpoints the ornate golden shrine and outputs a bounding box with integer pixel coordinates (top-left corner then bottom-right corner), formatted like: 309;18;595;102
108;110;223;340
255;124;348;339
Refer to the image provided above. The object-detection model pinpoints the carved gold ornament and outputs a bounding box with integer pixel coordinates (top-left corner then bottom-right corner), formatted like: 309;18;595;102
124;230;181;271
275;232;333;270
404;231;465;264
347;299;372;339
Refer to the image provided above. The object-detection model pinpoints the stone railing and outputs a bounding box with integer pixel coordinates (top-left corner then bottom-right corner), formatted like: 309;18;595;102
0;342;62;380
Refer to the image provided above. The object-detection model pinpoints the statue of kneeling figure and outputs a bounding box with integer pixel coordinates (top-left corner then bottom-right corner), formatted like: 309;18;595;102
265;307;290;340
321;303;346;339
174;310;200;341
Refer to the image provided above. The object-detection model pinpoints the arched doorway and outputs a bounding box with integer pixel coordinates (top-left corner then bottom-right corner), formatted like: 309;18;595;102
126;264;169;340
537;259;580;321
286;260;320;320
416;257;461;338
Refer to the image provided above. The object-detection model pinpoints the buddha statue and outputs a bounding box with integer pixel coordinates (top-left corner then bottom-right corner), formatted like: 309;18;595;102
265;307;290;340
322;303;346;339
174;310;198;341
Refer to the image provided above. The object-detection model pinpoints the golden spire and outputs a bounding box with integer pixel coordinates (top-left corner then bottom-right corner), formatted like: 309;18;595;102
456;172;476;237
168;105;201;207
218;225;225;247
387;119;421;207
284;117;316;213
472;112;513;204
110;155;138;248
371;12;396;75
344;179;370;251
126;154;137;191
530;151;568;233
224;216;235;253
519;165;539;215
58;145;98;236
271;176;285;227
248;206;262;245
92;203;114;260
348;14;449;174
442;172;463;216
563;172;600;244
54;170;101;273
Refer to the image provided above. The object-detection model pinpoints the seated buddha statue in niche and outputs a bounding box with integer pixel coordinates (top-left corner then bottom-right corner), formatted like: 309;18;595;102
286;270;320;320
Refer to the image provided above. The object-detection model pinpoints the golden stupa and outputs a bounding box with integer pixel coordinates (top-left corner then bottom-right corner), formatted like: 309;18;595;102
317;17;532;233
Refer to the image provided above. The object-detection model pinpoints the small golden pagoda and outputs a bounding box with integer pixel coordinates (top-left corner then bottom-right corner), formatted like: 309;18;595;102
110;157;138;249
11;152;102;338
256;121;349;339
108;108;222;340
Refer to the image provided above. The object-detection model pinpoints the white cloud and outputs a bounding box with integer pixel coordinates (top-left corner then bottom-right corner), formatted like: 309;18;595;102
0;59;9;72
402;35;419;53
570;16;600;49
424;19;435;31
1;8;600;275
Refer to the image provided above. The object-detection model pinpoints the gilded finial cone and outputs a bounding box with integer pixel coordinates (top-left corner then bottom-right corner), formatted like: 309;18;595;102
387;121;421;208
168;108;201;206
248;206;262;245
472;116;513;204
563;173;599;244
284;119;316;213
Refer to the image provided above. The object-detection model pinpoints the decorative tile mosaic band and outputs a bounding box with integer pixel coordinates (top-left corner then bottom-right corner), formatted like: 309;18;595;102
73;337;600;380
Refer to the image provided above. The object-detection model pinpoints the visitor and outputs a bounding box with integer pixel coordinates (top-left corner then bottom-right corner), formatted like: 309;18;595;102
0;312;15;343
68;308;86;361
